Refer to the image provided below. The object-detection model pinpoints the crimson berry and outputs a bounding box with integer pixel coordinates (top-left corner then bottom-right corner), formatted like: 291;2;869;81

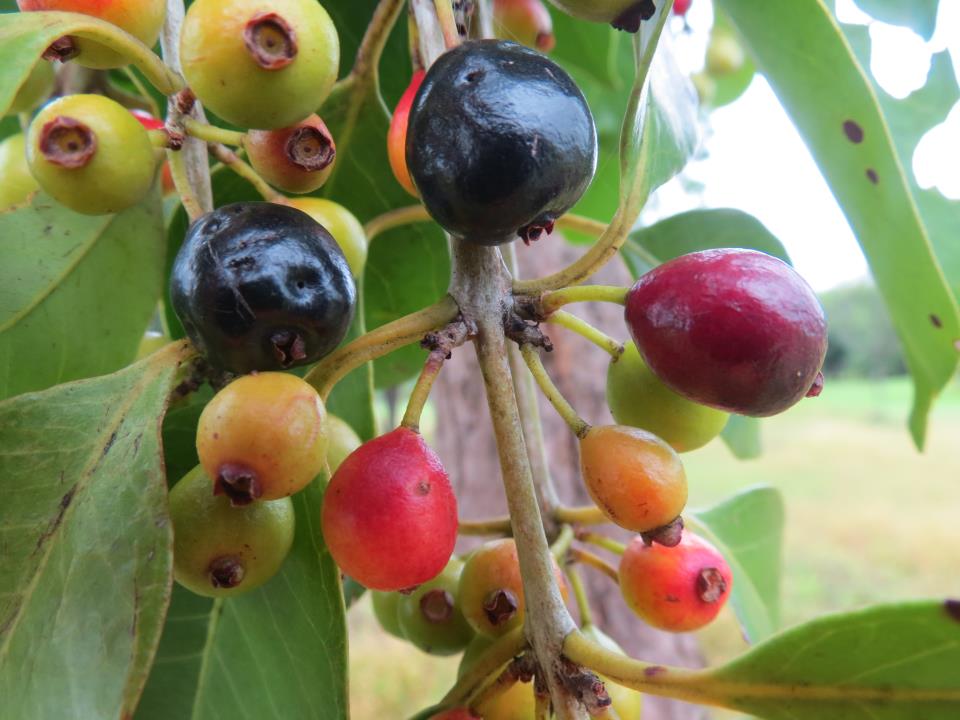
673;0;692;16
388;70;425;198
625;249;827;417
619;532;733;632
321;427;458;591
244;115;336;194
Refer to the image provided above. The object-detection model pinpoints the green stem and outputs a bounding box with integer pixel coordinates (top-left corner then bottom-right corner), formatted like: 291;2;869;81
519;345;590;439
565;564;593;627
209;143;281;202
547;311;624;360
166;150;204;221
555;505;607;526
350;0;407;83
183;118;246;147
549;524;575;563
364;204;430;242
540;285;628;315
577;532;627;556
121;66;160;117
304;295;460;400
458;516;513;536
147;129;169;148
400;352;445;431
569;547;619;583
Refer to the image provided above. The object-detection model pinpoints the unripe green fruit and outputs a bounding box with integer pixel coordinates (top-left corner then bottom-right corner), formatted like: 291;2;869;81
181;0;339;129
546;0;656;32
26;94;155;215
7;60;54;115
169;465;295;598
282;198;367;278
325;413;362;474
706;29;746;77
0;134;40;210
397;558;474;655
371;589;406;640
606;342;729;452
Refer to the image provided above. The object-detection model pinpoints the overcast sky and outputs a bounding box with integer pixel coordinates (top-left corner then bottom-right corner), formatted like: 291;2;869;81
649;0;960;292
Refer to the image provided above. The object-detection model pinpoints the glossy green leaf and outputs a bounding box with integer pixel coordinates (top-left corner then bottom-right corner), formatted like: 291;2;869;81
0;341;192;719
688;485;784;642
705;601;960;718
852;0;939;40
136;479;348;720
0;189;165;401
719;414;762;460
715;0;960;449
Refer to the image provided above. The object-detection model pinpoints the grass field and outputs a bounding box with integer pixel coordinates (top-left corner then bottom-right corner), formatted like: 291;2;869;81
348;377;960;719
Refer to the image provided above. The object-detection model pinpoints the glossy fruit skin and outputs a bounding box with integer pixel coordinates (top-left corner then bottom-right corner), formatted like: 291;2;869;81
546;0;656;32
371;589;406;640
397;558;475;655
0;134;40;210
606;342;728;452
8;60;54;114
17;0;166;69
406;40;597;245
459;538;567;637
170;201;355;374
493;0;556;53
245;115;336;193
322;427;458;591
181;0;339;129
619;532;732;632
581;626;643;719
625;249;827;417
388;70;425;197
324;413;362;474
26;94;154;215
579;425;687;533
197;372;328;504
169;465;295;598
282;197;367;278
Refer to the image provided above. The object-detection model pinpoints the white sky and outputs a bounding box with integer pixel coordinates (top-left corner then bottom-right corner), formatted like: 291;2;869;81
647;0;960;292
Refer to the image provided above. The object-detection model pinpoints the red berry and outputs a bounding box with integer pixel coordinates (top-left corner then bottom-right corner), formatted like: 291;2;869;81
130;109;165;131
321;427;458;591
673;0;692;16
625;249;827;417
619;532;732;632
388;70;425;197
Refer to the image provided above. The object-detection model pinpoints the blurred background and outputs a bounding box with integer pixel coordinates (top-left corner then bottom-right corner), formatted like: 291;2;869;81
351;1;960;718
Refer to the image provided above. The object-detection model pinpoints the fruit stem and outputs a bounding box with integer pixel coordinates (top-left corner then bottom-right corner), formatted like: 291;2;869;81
540;285;628;315
208;143;282;202
577;532;627;557
519;344;590;439
400;352;445;432
550;524;575;562
147;129;171;149
555;505;607;526
166;150;205;221
569;548;619;583
121;67;161;118
433;0;462;49
364;204;431;242
183;118;246;147
547;311;625;360
350;0;408;84
565;564;594;627
457;516;513;536
475;0;494;38
439;626;528;707
304;295;460;400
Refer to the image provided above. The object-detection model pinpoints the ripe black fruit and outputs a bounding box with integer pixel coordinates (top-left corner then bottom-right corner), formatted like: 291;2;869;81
170;202;356;374
406;40;597;246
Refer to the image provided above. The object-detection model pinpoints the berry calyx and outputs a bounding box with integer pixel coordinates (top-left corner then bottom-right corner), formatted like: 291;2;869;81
619;532;733;632
169;201;356;374
17;0;166;69
546;0;657;33
606;341;729;452
244;115;336;194
180;0;339;129
579;425;687;535
26;94;155;215
388;70;425;198
196;372;328;505
458;538;567;637
169;465;295;598
493;0;556;53
0;134;40;210
397;558;475;655
406;40;597;245
281;197;367;278
321;427;458;591
624;249;827;417
7;60;54;115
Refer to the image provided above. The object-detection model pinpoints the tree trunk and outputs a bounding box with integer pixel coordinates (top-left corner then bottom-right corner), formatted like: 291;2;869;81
433;236;708;719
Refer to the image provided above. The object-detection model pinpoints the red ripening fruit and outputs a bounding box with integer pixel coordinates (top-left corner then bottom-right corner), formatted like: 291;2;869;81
619;532;733;632
322;427;458;591
130;109;175;195
388;70;425;197
673;0;692;16
625;249;827;417
493;0;556;53
244;115;336;194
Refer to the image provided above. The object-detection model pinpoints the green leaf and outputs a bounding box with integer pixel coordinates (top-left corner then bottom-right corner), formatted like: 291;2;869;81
715;0;960;449
688;486;784;642
137;478;348;720
719;415;762;460
0;341;192;719
0;189;165;401
327;284;377;441
704;601;960;718
852;0;939;40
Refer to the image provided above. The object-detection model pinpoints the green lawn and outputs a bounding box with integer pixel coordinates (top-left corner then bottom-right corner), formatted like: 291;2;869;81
349;377;960;718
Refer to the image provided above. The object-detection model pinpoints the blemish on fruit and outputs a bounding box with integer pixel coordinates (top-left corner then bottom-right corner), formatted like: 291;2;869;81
483;588;519;626
285;126;335;171
417;480;431;495
866;168;879;184
208;555;246;588
612;0;657;33
644;665;666;677
805;371;824;398
696;567;728;603
945;599;960;622
420;589;455;623
244;12;298;70
843;120;864;143
214;462;262;506
39;117;97;169
930;314;943;329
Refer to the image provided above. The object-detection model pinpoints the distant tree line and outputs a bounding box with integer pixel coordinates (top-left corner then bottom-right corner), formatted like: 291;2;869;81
819;282;906;378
